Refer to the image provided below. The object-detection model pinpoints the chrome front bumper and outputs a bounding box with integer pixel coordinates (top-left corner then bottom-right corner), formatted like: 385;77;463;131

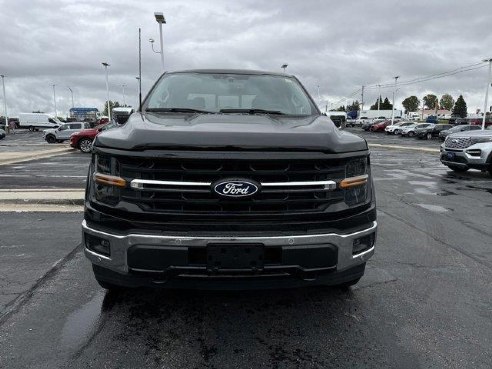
82;220;377;275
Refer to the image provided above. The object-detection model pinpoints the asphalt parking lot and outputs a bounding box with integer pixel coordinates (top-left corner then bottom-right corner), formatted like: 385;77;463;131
0;130;491;368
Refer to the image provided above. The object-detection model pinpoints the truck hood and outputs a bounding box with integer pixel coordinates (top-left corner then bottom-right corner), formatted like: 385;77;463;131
73;128;98;137
448;129;492;138
94;113;368;153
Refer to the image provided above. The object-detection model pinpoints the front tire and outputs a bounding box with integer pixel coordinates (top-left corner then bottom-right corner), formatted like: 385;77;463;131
408;131;415;137
45;134;56;144
335;277;361;290
426;132;432;140
448;165;468;173
95;277;123;291
29;126;35;132
78;138;93;153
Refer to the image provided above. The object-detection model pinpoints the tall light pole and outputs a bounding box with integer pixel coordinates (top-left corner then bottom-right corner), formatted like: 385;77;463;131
52;84;58;118
67;86;74;109
122;84;127;106
391;76;399;125
135;76;140;108
153;12;166;70
1;75;7;131
102;62;111;122
377;84;381;113
281;64;288;73
482;58;492;130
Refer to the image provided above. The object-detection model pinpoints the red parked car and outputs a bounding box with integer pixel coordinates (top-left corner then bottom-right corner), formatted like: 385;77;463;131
369;119;392;132
70;122;117;153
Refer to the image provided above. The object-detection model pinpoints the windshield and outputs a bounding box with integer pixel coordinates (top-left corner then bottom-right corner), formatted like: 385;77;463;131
144;72;318;116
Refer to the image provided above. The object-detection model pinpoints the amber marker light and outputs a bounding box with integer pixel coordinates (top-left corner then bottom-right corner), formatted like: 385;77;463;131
339;174;368;189
94;173;127;188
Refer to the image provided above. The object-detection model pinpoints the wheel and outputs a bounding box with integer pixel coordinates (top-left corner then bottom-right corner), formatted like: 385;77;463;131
29;126;35;132
78;138;93;153
95;277;123;291
408;131;415;137
45;134;56;144
335;277;361;290
426;132;432;140
448;165;468;173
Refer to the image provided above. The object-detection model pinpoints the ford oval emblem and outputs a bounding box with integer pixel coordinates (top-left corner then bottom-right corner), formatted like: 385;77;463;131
213;179;260;198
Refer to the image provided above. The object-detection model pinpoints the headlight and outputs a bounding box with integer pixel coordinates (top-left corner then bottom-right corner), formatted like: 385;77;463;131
343;157;370;206
93;154;124;205
470;136;492;144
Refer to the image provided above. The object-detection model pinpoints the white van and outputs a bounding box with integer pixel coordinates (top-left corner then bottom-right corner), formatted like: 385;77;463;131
18;113;63;131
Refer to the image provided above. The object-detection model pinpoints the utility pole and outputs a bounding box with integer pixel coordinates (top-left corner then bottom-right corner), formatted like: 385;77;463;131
1;75;8;132
391;76;399;125
482;58;492;130
122;84;127;106
377;84;381;113
102;62;111;122
52;84;58;118
361;85;365;112
67;87;74;108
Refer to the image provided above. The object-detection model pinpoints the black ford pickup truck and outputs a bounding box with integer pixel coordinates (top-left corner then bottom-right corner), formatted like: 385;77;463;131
82;69;377;290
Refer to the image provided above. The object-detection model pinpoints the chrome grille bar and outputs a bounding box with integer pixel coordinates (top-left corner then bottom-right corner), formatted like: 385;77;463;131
130;179;337;190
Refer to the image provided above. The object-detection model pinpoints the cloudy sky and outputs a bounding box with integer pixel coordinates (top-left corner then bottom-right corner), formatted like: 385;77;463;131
1;0;492;117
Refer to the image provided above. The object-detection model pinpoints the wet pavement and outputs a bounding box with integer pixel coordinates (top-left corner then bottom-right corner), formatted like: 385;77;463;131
0;132;491;369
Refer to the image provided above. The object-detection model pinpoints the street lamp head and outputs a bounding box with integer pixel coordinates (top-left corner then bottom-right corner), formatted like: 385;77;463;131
102;62;110;67
135;76;140;80
281;64;288;70
154;12;166;24
149;38;155;43
483;58;492;63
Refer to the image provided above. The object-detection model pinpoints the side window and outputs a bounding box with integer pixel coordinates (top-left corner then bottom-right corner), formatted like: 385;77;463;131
70;124;81;129
48;118;56;123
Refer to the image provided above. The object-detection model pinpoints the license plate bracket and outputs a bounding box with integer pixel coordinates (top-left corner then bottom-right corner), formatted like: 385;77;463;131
207;243;264;270
446;152;455;160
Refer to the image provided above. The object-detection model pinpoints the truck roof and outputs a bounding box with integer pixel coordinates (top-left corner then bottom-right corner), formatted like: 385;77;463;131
165;69;292;77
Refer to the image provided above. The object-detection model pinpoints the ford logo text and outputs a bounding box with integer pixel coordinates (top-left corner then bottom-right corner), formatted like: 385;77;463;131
213;179;260;198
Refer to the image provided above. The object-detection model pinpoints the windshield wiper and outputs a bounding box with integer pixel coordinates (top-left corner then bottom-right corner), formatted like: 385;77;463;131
145;107;213;114
219;108;286;115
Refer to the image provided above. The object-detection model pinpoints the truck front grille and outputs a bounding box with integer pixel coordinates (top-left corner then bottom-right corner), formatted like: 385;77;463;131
116;157;355;215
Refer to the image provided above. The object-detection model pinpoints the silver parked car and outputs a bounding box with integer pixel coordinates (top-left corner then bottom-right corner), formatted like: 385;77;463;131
440;129;492;176
43;122;91;143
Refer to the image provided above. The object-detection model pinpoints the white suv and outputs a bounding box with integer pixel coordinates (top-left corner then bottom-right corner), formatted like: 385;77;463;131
43;122;91;143
440;129;492;176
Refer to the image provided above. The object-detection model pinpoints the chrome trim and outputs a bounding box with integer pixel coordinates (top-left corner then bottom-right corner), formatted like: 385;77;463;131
130;179;337;190
262;180;336;189
85;247;112;261
83;220;376;242
352;245;375;259
131;179;210;189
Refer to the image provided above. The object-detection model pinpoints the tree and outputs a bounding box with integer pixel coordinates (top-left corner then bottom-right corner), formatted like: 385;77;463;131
439;94;454;111
370;97;383;110
334;105;346;112
401;96;420;113
380;97;393;110
423;94;438;109
102;101;121;116
346;100;360;112
452;95;467;118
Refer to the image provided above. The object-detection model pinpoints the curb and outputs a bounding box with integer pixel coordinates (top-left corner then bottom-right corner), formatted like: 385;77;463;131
0;147;74;166
0;189;85;206
368;143;440;153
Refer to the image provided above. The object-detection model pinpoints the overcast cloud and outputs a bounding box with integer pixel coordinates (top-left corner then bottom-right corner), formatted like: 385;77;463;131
1;0;492;117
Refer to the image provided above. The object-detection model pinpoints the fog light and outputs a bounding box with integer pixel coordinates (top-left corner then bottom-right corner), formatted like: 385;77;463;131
352;233;375;255
85;233;111;257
